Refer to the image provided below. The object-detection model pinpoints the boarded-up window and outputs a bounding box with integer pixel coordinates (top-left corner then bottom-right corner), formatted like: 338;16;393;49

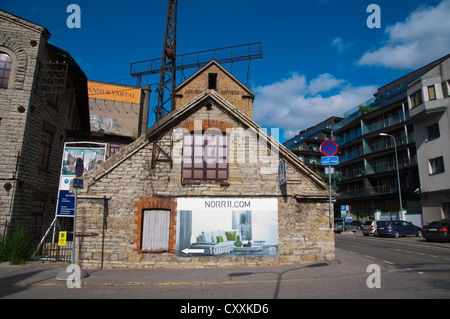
142;210;170;251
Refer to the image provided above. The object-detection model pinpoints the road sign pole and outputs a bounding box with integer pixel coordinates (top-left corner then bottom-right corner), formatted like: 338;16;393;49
72;187;77;265
329;165;332;228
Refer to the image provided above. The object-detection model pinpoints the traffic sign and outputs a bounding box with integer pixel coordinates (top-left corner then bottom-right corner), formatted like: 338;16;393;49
58;231;67;246
72;178;84;189
75;158;84;177
321;156;339;165
278;161;286;186
320;140;338;156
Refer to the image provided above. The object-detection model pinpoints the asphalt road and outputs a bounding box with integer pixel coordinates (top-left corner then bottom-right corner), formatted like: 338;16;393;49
1;232;449;303
334;232;450;298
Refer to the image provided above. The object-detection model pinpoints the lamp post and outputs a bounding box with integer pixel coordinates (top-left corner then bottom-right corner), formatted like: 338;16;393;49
379;133;403;216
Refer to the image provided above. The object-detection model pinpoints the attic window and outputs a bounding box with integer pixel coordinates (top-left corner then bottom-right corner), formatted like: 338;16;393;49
208;73;217;90
182;132;228;182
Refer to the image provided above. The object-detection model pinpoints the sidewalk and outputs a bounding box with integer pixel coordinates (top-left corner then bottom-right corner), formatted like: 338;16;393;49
0;249;378;288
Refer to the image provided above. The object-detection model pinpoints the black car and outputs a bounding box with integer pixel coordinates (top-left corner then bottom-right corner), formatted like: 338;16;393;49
422;220;450;242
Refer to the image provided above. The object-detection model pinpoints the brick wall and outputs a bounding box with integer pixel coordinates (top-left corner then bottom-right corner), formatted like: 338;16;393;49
175;62;254;119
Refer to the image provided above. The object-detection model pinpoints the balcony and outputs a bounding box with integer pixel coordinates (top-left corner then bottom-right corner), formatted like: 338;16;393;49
335;127;362;146
363;133;415;155
339;148;363;163
338;185;397;199
365;156;417;175
409;99;447;121
362;113;408;135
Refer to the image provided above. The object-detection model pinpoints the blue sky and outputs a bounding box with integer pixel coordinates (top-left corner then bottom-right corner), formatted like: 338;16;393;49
2;0;450;142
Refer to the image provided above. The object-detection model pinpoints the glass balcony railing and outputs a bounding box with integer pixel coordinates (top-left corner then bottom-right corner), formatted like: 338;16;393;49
362;113;409;135
338;185;397;198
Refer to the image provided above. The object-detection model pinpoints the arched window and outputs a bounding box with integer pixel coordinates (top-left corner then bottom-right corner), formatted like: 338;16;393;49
0;53;12;89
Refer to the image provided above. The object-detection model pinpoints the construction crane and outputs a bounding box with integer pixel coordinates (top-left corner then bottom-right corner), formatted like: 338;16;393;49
155;0;178;122
149;0;177;169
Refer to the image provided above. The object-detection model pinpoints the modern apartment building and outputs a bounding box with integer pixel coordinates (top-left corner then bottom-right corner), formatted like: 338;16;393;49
407;55;450;224
332;56;450;224
284;116;342;181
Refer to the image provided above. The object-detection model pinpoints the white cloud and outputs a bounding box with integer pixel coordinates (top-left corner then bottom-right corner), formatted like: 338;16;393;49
330;37;353;55
253;73;377;140
308;73;345;95
358;0;450;69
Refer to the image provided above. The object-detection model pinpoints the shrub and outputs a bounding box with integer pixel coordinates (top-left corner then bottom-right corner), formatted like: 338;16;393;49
0;227;33;265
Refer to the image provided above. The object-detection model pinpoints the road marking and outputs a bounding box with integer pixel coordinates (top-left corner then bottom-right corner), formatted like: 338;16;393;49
364;255;375;259
429;255;438;258
418;272;424;274
383;261;394;265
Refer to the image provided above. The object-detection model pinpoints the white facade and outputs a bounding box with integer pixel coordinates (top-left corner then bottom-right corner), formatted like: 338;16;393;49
408;56;450;224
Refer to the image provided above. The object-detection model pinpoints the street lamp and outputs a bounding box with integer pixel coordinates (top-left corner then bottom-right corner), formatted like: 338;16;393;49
379;133;403;216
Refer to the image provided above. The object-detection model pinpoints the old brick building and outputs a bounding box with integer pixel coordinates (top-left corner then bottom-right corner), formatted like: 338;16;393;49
0;10;90;237
75;61;335;269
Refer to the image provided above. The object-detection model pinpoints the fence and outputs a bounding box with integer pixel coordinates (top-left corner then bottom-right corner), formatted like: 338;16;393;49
1;219;74;262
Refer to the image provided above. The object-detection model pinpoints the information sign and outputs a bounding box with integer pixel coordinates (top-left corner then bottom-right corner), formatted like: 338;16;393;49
321;156;339;165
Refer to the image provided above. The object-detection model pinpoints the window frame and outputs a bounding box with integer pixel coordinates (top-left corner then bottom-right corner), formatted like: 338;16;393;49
182;131;229;182
427;85;436;101
0;52;12;89
426;122;440;141
410;90;423;108
429;156;445;175
208;73;218;90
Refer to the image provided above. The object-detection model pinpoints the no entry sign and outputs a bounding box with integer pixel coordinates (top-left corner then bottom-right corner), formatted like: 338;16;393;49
320;140;338;156
75;158;84;177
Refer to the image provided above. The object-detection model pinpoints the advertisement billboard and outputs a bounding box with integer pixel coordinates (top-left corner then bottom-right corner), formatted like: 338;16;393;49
56;142;106;217
176;198;278;258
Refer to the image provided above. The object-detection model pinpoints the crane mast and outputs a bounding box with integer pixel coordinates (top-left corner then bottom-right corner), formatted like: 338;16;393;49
155;0;177;121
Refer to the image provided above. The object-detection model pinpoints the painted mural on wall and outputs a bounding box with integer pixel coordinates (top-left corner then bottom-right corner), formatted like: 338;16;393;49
176;198;278;258
90;114;116;132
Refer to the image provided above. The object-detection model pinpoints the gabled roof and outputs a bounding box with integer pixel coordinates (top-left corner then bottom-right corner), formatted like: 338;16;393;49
147;89;327;191
88;88;328;193
175;60;254;97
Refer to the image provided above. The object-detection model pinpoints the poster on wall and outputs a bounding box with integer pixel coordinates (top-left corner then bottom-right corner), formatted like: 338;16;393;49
56;142;107;217
176;198;278;258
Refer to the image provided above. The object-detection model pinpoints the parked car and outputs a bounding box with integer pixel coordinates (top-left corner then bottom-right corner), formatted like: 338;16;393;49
334;222;359;233
375;220;422;238
422;220;450;242
349;221;363;230
362;220;378;236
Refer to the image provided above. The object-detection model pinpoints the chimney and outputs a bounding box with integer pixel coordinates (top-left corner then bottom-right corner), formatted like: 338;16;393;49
140;85;151;136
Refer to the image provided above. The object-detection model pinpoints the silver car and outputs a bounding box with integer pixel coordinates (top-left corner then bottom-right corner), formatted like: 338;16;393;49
362;220;378;236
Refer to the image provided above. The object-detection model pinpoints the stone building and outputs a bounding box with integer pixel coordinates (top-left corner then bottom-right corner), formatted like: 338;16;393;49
76;61;335;269
0;10;90;238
